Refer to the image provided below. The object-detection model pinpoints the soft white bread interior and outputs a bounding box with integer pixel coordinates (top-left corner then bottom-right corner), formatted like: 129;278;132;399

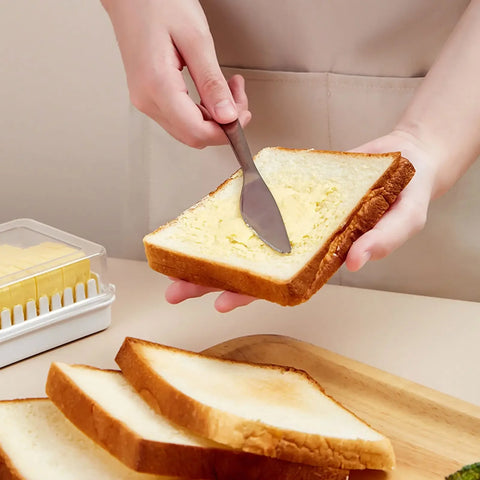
144;147;414;305
116;337;396;471
0;399;175;480
45;363;346;480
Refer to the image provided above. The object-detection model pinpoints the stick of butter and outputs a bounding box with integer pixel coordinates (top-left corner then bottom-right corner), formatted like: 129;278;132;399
0;242;91;321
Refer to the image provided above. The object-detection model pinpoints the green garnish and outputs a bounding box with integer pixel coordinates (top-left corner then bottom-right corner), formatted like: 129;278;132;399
446;462;480;480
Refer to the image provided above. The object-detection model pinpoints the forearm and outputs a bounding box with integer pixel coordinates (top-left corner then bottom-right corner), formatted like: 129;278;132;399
395;0;480;198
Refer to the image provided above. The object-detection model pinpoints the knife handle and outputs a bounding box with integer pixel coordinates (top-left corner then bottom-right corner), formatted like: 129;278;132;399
220;120;258;178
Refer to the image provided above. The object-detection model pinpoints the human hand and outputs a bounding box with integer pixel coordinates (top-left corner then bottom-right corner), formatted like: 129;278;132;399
100;0;251;148
165;279;257;313
166;129;438;312
345;129;437;271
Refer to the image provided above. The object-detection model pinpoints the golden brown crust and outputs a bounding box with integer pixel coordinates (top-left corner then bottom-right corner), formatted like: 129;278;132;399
46;362;347;480
0;445;23;480
116;337;395;471
46;364;149;472
144;150;415;306
294;154;415;300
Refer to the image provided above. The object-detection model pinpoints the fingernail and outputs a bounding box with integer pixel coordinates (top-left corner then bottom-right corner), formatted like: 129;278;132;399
357;251;371;270
214;100;237;122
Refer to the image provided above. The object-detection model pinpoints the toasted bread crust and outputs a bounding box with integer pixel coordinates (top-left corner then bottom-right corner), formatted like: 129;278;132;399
0;445;23;480
144;150;415;305
46;363;347;480
116;338;396;471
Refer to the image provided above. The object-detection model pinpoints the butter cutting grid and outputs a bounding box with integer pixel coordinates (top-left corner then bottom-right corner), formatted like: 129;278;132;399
0;274;100;330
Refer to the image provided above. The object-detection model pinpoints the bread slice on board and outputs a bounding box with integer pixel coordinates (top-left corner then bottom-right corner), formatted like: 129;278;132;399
144;147;415;306
116;337;396;471
0;398;174;480
45;362;347;480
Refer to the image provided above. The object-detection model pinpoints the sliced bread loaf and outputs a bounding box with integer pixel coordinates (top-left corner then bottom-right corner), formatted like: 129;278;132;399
0;399;174;480
45;362;347;480
115;337;396;471
144;147;414;305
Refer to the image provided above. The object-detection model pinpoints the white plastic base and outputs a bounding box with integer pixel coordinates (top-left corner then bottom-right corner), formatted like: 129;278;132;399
0;285;115;368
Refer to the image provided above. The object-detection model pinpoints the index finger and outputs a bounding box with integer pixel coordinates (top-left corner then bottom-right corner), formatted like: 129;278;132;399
149;67;228;148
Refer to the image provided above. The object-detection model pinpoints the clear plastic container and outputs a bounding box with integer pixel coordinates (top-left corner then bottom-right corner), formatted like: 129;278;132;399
0;218;115;367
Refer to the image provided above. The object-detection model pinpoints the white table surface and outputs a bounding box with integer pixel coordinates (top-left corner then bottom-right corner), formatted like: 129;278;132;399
1;258;479;406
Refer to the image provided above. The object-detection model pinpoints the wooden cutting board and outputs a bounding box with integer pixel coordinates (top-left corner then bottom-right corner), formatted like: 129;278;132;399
203;334;480;480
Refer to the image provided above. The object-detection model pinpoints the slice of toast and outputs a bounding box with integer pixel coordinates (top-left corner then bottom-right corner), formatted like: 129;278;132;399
45;362;348;480
144;147;415;306
115;337;396;471
0;399;174;480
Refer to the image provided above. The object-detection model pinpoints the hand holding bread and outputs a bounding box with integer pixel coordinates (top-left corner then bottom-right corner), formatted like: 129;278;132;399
346;131;435;271
145;146;415;311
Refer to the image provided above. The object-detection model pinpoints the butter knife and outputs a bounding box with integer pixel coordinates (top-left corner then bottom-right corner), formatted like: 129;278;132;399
220;120;291;254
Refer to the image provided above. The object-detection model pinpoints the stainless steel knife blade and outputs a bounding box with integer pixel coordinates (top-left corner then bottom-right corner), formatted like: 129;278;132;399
220;120;291;254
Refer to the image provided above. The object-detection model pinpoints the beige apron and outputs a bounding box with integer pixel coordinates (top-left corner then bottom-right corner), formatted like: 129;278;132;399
147;0;480;302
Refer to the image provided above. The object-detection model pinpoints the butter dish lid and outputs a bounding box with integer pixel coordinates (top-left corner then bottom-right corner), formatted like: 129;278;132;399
0;218;108;290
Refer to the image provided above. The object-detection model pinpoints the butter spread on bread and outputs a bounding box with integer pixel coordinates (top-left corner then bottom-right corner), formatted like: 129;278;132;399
144;147;414;305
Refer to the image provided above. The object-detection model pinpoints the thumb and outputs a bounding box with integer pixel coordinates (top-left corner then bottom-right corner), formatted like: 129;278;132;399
345;191;428;271
174;30;237;124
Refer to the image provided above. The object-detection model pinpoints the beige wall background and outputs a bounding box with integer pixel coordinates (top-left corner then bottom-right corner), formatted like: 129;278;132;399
0;0;146;258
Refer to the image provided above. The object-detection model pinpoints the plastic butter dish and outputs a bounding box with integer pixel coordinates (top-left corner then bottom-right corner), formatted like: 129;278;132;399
0;218;115;367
